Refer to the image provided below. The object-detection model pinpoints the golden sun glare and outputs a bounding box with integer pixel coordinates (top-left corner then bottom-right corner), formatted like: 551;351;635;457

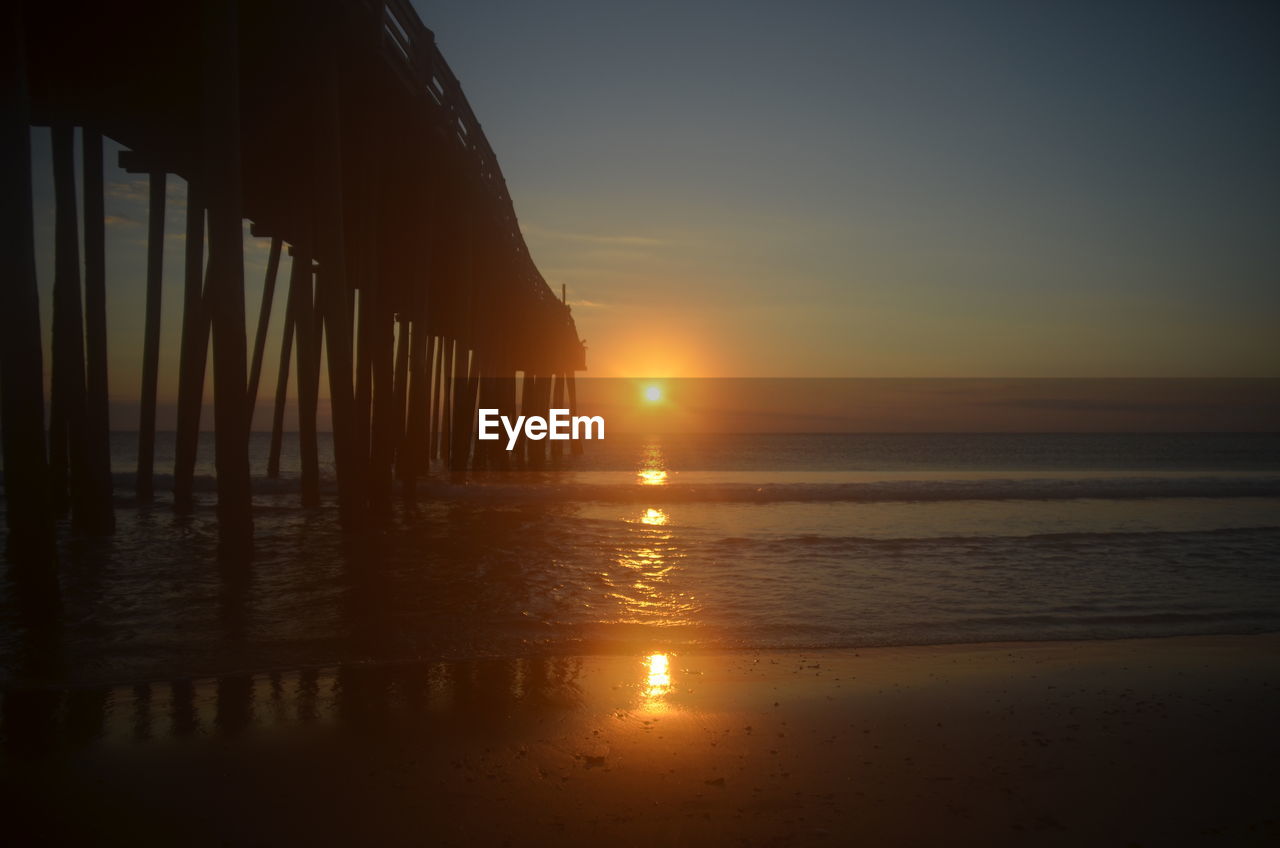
643;384;663;403
641;507;669;526
637;469;668;485
644;653;672;699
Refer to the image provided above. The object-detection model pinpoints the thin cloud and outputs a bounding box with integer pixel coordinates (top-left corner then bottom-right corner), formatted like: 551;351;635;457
105;176;185;205
523;223;665;248
981;397;1280;415
106;179;149;203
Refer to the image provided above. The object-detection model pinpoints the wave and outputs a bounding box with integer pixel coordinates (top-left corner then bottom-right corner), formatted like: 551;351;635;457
5;472;1279;504
709;525;1280;548
401;475;1280;504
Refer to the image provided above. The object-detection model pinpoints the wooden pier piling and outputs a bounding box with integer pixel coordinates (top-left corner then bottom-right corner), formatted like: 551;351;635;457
312;56;366;524
1;2;54;563
201;0;253;550
400;318;428;491
290;244;321;506
266;283;294;479
173;181;208;512
550;372;565;459
567;372;583;455
246;236;282;428
49;125;88;519
135;170;166;503
81;129;115;531
390;313;411;484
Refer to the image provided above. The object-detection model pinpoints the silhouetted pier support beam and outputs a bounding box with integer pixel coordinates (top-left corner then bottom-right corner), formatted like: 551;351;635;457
290;245;321;506
351;155;378;485
313;57;366;525
173;181;207;511
399;318;428;493
45;125;116;532
266;278;295;479
367;294;397;507
202;0;253;552
81;130;115;530
528;373;548;466
450;349;479;473
390;312;411;488
447;346;463;471
537;374;553;464
426;337;442;467
471;362;495;471
425;335;441;466
550;373;565;459
355;159;397;506
497;365;519;470
566;372;583;456
246;236;282;427
0;3;55;563
514;371;530;466
474;358;514;472
49;125;89;520
437;338;455;464
136;170;166;502
425;335;440;472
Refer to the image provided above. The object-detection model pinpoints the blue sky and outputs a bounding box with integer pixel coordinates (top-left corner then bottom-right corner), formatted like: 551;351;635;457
414;0;1279;377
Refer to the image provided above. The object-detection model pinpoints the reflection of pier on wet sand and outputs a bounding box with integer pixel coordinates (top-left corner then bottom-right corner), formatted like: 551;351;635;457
3;635;1277;846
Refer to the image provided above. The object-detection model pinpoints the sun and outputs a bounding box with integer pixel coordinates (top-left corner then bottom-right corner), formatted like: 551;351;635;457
643;384;663;403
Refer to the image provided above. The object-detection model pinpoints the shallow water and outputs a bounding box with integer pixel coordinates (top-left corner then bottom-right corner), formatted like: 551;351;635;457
2;432;1279;685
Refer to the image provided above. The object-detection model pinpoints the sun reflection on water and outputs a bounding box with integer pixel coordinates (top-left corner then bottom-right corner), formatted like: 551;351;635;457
607;494;696;629
637;468;668;486
642;653;674;711
603;440;699;636
641;508;668;526
637;440;669;486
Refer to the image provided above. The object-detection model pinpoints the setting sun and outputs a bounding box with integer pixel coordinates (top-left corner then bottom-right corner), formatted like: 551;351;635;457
643;384;663;403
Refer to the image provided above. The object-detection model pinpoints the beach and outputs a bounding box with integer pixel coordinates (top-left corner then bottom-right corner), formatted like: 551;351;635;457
3;433;1278;845
5;633;1277;846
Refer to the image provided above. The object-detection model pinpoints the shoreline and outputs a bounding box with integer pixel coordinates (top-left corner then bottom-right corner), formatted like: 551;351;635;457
5;633;1278;845
4;629;1280;691
3;629;1279;691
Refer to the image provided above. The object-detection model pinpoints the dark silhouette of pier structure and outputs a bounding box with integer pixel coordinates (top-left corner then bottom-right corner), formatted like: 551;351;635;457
2;0;587;560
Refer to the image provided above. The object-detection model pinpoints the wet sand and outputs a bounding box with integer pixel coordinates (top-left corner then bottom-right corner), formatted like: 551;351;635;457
4;634;1278;846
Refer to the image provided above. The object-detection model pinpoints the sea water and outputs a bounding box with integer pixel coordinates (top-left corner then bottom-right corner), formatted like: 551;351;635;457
1;431;1278;685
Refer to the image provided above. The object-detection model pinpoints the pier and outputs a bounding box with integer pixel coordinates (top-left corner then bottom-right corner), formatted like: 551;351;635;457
1;0;587;560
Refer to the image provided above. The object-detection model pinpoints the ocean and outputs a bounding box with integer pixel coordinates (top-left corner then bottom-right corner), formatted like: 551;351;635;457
2;431;1279;686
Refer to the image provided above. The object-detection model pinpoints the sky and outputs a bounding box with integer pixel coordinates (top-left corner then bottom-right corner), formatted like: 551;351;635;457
24;0;1280;431
414;0;1279;378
